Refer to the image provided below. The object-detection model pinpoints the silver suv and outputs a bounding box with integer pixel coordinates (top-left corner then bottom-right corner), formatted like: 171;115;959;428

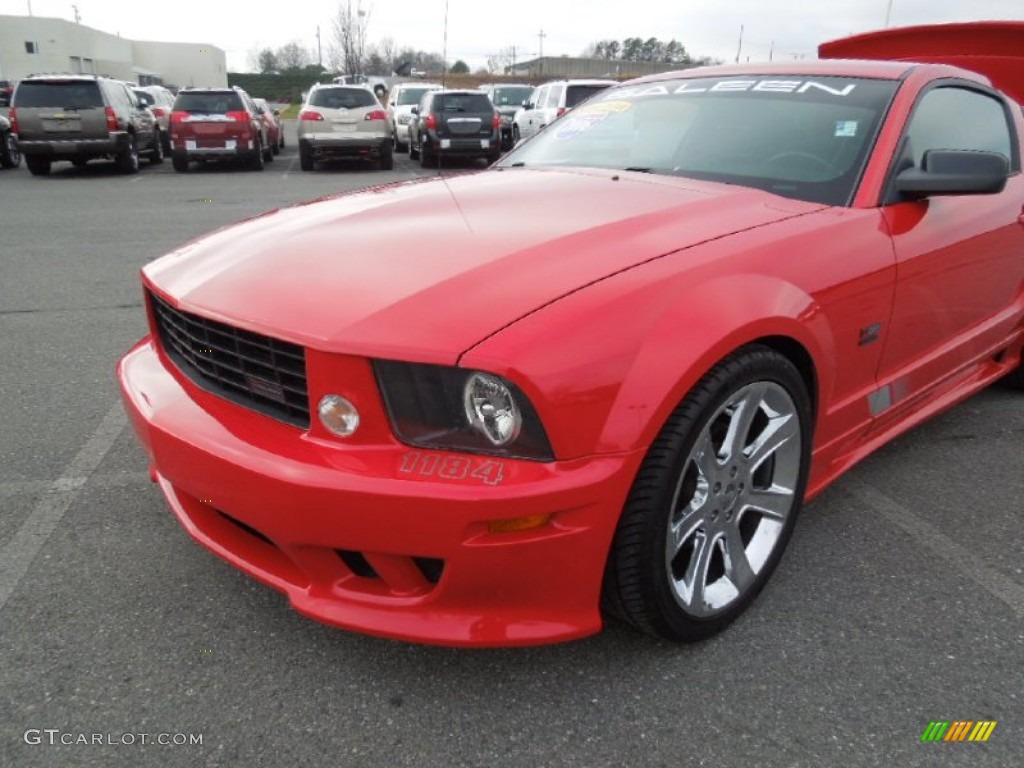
297;84;393;171
512;79;617;143
11;74;160;176
386;81;442;153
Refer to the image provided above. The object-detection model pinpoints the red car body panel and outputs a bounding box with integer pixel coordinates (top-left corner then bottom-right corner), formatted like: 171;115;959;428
819;21;1024;104
119;51;1024;646
147;172;816;363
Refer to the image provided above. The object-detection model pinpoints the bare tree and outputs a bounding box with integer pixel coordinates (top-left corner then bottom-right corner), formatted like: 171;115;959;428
276;41;311;70
330;0;372;74
486;46;515;74
377;36;397;73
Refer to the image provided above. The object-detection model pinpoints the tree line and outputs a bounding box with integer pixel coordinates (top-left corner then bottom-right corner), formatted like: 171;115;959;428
583;37;718;66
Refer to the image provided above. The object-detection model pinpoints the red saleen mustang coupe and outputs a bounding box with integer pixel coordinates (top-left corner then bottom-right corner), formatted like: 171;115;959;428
119;49;1024;646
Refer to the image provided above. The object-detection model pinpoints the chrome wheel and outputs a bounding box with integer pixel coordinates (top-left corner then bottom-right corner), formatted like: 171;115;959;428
603;345;812;642
666;381;801;617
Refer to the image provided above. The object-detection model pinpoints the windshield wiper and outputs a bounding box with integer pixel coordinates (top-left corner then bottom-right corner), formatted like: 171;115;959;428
622;166;652;173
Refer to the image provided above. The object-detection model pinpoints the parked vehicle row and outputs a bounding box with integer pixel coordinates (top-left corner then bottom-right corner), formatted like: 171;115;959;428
3;74;619;177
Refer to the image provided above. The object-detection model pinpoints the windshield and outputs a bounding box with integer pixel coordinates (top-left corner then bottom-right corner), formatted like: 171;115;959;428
499;75;898;206
489;87;533;107
396;87;432;106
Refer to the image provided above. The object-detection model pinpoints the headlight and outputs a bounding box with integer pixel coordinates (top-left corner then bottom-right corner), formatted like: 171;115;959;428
464;372;521;446
397;114;413;125
373;361;553;461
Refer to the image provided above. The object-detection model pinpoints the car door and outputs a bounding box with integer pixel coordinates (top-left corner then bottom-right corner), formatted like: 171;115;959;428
521;85;546;137
873;82;1024;422
123;83;156;146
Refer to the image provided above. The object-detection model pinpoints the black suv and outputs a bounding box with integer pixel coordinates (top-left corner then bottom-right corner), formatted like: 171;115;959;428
10;74;160;176
408;90;500;167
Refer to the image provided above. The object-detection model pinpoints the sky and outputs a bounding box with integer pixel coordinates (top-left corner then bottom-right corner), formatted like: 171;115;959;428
1;0;1022;73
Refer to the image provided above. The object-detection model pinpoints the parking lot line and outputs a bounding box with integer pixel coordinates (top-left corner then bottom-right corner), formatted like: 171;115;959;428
0;402;127;611
843;478;1024;619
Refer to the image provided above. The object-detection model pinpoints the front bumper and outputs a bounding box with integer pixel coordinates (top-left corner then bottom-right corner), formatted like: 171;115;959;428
118;338;643;647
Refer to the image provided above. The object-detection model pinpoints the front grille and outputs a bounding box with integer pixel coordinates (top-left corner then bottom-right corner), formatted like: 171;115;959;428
150;291;310;428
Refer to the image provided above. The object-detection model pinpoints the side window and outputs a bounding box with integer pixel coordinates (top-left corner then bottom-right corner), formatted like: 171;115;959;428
532;86;546;109
904;86;1014;170
545;85;564;109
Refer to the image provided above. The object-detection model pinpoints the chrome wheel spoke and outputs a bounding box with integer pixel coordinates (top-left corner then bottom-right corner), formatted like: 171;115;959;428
691;429;719;485
745;411;799;473
722;528;756;592
681;532;713;609
742;486;794;521
721;383;766;463
669;507;705;557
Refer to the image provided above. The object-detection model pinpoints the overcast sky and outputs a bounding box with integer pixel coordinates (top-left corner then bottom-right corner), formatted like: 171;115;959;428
2;0;1021;72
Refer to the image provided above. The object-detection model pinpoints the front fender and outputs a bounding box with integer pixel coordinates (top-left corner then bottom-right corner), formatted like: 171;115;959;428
461;263;835;460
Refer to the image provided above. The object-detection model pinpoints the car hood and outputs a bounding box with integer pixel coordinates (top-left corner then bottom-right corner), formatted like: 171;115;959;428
145;168;819;363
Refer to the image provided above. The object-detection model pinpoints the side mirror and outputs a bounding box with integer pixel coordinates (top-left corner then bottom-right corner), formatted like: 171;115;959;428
411;106;419;115
272;109;280;116
524;101;534;110
896;149;1009;199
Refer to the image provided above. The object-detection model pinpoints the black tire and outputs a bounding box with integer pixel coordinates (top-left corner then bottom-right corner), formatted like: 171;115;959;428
263;134;274;162
1005;361;1024;390
117;134;140;174
299;142;314;171
603;345;812;642
161;130;171;154
379;142;394;171
149;130;164;164
392;124;407;153
485;152;500;165
172;153;189;173
251;138;265;171
0;130;20;169
279;131;285;149
512;124;521;144
408;135;419;159
271;135;280;156
26;155;51;176
419;140;436;168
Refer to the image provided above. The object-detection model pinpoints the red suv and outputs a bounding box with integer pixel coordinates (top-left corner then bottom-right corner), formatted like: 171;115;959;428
169;86;271;172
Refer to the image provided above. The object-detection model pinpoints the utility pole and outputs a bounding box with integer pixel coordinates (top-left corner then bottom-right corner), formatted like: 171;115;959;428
735;24;743;64
537;29;546;76
511;44;516;73
885;0;894;27
316;25;322;68
72;4;81;23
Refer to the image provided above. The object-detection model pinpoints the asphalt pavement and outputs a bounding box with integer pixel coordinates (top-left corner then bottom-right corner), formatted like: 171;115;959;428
0;123;1021;768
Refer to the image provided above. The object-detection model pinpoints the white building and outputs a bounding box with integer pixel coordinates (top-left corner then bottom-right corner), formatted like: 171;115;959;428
0;14;227;89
